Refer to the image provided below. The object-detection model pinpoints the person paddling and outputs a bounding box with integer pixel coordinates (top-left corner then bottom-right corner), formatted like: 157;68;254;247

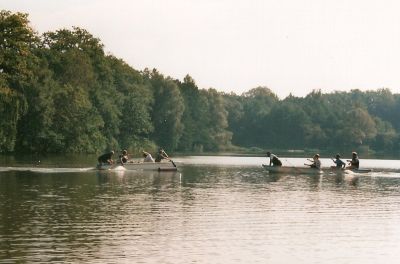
143;151;155;163
331;154;346;169
347;152;360;169
266;152;282;166
97;150;114;165
155;148;169;162
119;150;129;165
306;154;321;169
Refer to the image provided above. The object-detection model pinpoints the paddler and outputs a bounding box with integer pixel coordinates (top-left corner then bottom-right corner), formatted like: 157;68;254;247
155;148;169;162
266;151;282;166
331;154;346;168
143;151;155;163
97;150;114;165
119;150;129;165
307;154;321;169
347;152;360;169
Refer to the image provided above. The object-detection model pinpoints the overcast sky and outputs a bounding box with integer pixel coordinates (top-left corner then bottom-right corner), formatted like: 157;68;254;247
2;0;400;98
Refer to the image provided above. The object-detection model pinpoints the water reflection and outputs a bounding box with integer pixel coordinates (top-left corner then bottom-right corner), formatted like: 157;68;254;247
1;164;400;263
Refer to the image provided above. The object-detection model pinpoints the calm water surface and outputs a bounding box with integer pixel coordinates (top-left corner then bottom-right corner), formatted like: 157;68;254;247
1;156;400;263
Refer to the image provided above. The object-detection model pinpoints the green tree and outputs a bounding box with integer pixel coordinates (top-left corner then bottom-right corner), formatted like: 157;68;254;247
147;69;184;151
335;107;377;149
42;27;121;150
0;11;37;151
107;56;153;150
198;89;232;151
51;84;105;152
230;87;278;147
15;61;59;153
177;75;203;151
264;102;311;149
0;84;25;152
222;92;244;147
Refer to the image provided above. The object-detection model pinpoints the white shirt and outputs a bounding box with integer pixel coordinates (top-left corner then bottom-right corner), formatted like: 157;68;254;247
144;153;155;163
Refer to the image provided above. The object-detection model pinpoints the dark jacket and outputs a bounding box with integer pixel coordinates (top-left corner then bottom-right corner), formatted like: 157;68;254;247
98;152;113;163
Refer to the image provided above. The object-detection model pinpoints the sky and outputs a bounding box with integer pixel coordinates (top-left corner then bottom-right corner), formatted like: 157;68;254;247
2;0;400;98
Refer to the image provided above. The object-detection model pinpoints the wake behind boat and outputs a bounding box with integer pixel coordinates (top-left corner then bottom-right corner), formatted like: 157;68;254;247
97;160;177;171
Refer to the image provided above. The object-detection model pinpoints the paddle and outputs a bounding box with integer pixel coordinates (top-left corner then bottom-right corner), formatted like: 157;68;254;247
164;157;176;167
159;149;175;167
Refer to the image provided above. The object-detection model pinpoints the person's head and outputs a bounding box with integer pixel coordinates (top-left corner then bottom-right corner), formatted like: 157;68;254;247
335;154;340;159
111;150;114;155
142;151;147;157
352;152;358;157
266;151;271;157
314;154;320;159
122;150;127;155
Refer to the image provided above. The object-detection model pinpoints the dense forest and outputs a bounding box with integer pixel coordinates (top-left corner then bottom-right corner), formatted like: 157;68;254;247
1;11;400;156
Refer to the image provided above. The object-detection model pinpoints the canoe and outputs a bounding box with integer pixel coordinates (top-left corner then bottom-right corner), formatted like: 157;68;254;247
262;165;372;175
262;165;322;174
97;160;177;171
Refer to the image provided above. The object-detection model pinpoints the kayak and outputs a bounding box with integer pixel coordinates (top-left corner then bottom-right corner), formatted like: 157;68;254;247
97;160;177;171
262;165;322;174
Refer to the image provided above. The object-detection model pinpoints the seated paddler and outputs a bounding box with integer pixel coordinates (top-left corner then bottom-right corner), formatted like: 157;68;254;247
97;150;115;165
119;150;129;165
347;152;360;169
266;151;282;166
307;154;321;169
331;154;346;169
143;151;155;163
155;148;169;162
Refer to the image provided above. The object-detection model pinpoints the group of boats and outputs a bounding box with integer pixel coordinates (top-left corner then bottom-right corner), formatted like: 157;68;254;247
96;152;372;174
97;160;372;174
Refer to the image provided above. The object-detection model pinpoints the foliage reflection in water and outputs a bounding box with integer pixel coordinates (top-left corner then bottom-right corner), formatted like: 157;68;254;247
1;162;400;263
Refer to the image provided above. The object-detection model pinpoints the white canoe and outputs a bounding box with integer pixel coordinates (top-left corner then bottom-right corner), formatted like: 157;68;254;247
262;165;322;174
97;160;177;171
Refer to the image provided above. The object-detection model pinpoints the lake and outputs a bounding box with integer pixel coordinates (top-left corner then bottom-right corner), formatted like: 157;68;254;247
1;155;400;263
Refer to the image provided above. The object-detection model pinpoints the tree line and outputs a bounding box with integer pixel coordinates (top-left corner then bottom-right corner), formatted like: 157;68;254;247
1;11;400;157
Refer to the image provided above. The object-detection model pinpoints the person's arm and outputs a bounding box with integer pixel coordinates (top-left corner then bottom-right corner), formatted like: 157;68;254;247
162;150;169;159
